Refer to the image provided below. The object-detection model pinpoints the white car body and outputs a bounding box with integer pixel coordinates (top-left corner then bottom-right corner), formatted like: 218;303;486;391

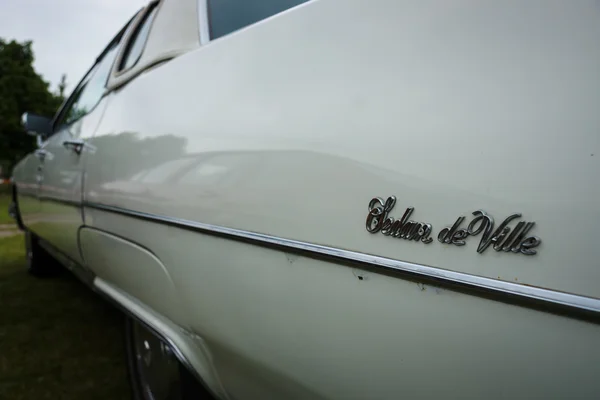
11;0;600;398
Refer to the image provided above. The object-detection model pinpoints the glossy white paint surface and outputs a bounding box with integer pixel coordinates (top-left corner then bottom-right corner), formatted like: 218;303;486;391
34;97;108;264
85;208;600;399
79;227;188;325
86;0;600;298
12;0;600;398
108;0;201;91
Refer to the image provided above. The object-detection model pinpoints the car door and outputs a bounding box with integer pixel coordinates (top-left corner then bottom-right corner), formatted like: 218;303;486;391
36;39;123;264
13;149;44;231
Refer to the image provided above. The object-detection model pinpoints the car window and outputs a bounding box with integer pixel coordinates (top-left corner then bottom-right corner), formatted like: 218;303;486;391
57;43;120;129
51;9;141;132
207;0;309;40
119;4;159;71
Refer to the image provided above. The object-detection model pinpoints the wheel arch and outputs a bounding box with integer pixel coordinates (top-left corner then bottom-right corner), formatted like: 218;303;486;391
93;277;227;399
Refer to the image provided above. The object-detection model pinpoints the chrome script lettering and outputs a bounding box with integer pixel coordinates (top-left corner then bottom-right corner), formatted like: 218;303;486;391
366;196;433;244
366;196;541;255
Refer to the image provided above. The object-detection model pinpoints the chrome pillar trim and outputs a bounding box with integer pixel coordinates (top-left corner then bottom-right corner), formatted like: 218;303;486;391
85;202;600;318
197;0;210;45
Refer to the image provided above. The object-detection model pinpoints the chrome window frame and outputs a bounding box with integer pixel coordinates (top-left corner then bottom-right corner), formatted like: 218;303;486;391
197;0;211;45
115;0;162;75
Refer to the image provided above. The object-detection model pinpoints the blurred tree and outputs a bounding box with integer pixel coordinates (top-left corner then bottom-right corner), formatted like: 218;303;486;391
0;39;64;175
57;74;68;101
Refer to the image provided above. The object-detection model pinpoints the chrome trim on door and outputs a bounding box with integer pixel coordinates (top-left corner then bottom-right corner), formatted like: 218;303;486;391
62;139;85;155
34;148;48;160
39;196;81;207
84;202;600;319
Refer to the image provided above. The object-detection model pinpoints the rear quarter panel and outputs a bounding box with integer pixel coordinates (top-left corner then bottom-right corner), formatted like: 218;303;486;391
82;0;600;398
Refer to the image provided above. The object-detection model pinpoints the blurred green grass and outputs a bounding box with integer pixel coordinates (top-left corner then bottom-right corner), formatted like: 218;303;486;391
0;233;131;399
0;192;15;225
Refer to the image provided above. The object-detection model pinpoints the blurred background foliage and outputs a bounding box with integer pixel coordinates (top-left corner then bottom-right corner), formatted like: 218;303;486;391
0;38;66;177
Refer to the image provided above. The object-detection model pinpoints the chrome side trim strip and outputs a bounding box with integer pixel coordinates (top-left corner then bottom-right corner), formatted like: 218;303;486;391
197;0;211;45
39;195;81;207
85;202;600;318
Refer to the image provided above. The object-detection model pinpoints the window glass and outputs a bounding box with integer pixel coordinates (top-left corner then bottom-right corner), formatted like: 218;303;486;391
208;0;309;40
119;5;159;71
58;43;120;127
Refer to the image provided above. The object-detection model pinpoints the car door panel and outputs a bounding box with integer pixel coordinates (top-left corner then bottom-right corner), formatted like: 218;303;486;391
35;36;121;263
36;98;108;264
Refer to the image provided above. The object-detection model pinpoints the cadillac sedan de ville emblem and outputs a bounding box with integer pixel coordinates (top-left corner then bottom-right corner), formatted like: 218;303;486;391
366;196;541;255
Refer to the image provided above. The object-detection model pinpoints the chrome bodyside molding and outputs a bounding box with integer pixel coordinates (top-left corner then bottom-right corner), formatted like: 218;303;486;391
84;202;600;319
38;196;81;207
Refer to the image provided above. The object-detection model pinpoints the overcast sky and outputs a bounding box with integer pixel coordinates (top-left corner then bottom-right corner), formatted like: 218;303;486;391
1;0;147;94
